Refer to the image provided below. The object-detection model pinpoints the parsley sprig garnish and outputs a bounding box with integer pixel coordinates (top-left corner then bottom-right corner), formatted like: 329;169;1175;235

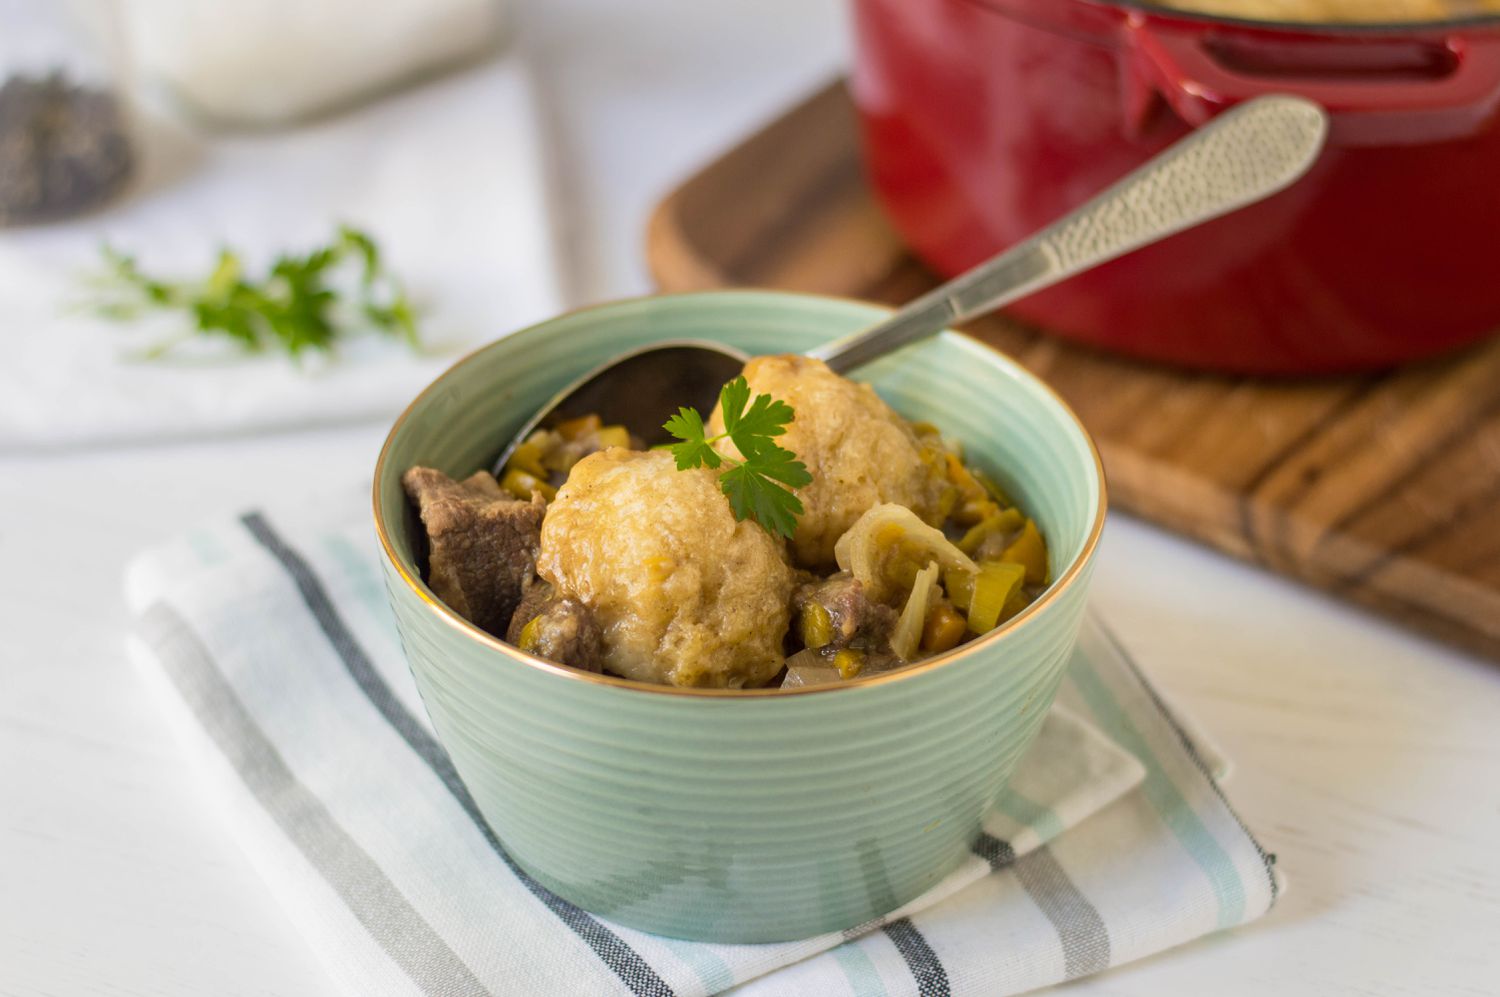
664;376;812;540
88;225;419;361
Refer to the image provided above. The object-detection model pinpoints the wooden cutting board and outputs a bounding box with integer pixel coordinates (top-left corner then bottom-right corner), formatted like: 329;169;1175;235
646;81;1500;662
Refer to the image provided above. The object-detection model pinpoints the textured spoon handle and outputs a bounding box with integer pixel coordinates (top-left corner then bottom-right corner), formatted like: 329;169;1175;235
812;95;1329;373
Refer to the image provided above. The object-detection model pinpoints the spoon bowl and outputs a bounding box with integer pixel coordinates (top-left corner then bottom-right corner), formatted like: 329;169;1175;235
495;94;1327;474
493;339;745;472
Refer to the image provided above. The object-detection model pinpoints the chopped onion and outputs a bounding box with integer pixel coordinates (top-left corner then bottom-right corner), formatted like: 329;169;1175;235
782;648;843;688
833;504;977;601
783;648;825;670
782;666;842;688
890;561;939;661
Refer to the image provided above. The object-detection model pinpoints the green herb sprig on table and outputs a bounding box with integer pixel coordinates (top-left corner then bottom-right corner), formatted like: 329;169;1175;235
88;225;418;361
664;376;812;540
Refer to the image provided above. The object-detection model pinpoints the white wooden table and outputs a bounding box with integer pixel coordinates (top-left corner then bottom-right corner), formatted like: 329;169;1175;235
4;2;1498;994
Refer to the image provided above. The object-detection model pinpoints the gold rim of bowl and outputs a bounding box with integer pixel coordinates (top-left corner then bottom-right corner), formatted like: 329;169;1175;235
373;289;1109;699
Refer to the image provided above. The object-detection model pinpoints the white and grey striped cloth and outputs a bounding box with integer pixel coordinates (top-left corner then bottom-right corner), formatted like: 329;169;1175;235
124;483;1281;996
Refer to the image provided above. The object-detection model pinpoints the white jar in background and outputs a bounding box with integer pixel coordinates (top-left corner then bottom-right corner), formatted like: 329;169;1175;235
120;0;513;127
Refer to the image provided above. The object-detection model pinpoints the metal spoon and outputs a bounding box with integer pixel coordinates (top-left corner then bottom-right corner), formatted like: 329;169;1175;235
495;94;1327;474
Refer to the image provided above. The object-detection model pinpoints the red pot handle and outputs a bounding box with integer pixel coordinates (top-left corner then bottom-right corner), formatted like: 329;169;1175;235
1126;16;1500;145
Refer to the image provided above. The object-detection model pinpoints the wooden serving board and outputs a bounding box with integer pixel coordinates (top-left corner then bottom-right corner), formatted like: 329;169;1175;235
646;81;1500;662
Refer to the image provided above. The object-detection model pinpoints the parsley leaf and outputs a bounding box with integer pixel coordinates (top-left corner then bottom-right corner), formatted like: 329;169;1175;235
739;440;813;489
662;377;811;540
717;375;752;434
88;225;420;362
720;462;805;541
663;406;722;470
733;392;795;441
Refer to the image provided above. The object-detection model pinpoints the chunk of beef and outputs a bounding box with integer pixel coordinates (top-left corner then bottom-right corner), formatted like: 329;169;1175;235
793;571;897;654
402;466;545;637
506;581;604;673
506;579;556;644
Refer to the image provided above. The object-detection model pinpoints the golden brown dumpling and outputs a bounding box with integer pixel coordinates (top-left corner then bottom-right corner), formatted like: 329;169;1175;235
535;448;795;688
710;355;944;570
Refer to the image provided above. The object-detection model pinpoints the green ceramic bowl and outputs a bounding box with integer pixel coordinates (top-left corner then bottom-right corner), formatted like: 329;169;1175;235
374;291;1105;942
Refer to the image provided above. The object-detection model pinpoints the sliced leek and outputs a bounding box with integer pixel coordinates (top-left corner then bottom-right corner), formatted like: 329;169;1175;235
957;507;1024;555
798;602;834;649
891;561;939;661
1000;519;1047;585
967;561;1026;634
833;648;865;679
500;468;556;501
834;503;977;603
594;425;631;449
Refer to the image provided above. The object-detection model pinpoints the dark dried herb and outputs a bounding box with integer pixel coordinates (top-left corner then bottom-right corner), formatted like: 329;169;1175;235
0;72;133;226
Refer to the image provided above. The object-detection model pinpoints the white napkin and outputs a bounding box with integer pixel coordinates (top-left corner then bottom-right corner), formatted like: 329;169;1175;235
123;483;1277;996
0;57;560;450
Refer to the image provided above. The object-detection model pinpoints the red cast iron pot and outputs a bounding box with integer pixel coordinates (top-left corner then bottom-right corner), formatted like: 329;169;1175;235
851;0;1500;373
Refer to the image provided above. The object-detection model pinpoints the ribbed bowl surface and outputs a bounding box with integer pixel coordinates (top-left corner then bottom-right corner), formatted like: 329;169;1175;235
375;292;1104;942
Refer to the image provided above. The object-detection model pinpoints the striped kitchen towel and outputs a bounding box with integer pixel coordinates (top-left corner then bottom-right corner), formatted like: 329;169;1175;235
123;482;1279;996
